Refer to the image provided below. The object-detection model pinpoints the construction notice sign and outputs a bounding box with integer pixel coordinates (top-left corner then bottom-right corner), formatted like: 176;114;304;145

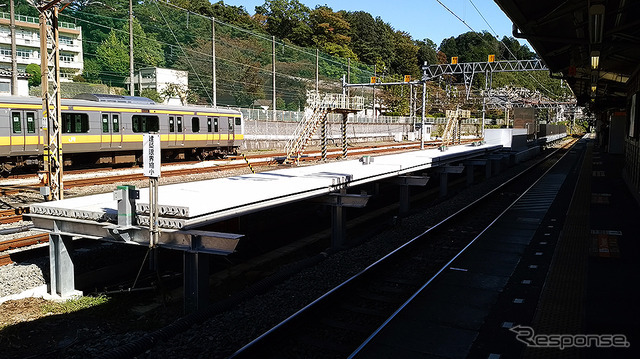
404;75;411;82
370;76;377;84
143;133;161;178
451;57;458;64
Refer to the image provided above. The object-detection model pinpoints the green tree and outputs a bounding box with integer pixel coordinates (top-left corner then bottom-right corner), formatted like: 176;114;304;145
390;31;419;76
96;31;129;84
140;89;163;103
309;6;356;59
25;63;41;87
345;12;394;68
416;39;438;66
256;0;312;47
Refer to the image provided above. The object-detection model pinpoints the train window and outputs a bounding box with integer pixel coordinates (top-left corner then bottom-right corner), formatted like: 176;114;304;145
214;117;219;132
177;117;183;132
62;113;89;133
207;117;212;132
11;112;21;133
102;114;109;133
228;118;234;132
112;114;119;132
192;117;200;133
235;117;241;126
26;112;35;133
132;115;159;133
169;117;175;132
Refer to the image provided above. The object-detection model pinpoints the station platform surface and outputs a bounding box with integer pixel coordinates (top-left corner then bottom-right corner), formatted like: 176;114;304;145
352;136;639;359
30;143;500;231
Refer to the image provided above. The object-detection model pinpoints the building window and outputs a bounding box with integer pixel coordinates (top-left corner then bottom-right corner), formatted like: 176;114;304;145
16;49;31;59
60;53;74;63
0;48;12;57
62;113;89;133
60;36;73;46
132;115;159;133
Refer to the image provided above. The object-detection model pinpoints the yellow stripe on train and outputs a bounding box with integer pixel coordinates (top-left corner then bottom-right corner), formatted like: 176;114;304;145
0;134;243;146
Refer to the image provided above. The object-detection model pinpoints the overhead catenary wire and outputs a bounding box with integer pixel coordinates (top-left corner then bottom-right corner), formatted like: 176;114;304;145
435;0;556;98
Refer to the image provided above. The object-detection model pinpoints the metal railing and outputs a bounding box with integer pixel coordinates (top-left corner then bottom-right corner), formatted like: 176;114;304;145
0;12;77;30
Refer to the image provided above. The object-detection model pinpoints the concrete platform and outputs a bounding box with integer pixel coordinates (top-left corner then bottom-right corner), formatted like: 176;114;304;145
30;143;501;233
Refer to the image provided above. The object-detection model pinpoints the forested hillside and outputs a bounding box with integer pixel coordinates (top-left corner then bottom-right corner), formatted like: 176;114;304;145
10;0;572;114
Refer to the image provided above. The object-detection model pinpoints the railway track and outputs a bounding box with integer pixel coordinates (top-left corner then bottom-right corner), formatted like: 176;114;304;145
0;208;28;224
229;138;578;358
0;233;50;266
0;141;446;192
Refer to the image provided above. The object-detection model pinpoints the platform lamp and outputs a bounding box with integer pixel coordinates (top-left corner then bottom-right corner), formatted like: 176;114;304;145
591;51;600;70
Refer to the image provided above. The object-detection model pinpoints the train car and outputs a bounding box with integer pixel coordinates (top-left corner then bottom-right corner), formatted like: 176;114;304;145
0;94;243;174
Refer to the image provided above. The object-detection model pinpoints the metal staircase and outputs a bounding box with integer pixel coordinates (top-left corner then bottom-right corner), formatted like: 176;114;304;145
284;91;334;163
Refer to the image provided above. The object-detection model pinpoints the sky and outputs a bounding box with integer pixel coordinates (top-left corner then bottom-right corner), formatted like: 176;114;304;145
218;0;529;48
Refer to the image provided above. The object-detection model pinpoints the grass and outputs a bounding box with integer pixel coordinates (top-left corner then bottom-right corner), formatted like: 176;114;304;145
41;295;110;315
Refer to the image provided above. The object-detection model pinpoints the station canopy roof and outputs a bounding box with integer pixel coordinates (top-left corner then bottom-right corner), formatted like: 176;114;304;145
494;0;640;112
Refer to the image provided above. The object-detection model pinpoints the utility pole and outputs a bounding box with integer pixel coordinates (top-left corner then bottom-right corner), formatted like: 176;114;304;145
10;0;17;95
347;57;351;97
37;0;65;201
315;48;319;93
421;81;426;149
211;17;216;107
129;0;134;96
373;64;376;121
272;36;276;122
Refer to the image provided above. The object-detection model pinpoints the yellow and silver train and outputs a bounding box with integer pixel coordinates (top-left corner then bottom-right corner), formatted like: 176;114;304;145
0;93;243;174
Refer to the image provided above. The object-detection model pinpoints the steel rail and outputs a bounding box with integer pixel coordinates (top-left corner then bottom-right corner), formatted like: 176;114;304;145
229;137;576;358
348;138;578;357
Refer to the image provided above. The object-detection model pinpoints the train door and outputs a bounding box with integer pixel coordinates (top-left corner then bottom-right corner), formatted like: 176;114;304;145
169;116;176;146
206;117;219;146
176;116;184;146
227;117;235;147
100;113;122;149
10;110;39;154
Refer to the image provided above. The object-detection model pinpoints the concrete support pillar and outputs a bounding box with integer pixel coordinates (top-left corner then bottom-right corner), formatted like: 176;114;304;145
341;113;348;159
321;116;327;161
466;164;475;186
183;248;210;314
439;172;449;198
331;202;346;249
435;165;463;198
399;184;410;215
49;228;77;298
314;189;370;249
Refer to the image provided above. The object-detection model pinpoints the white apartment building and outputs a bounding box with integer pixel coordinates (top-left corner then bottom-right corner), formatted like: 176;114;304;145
0;11;83;82
127;67;189;105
